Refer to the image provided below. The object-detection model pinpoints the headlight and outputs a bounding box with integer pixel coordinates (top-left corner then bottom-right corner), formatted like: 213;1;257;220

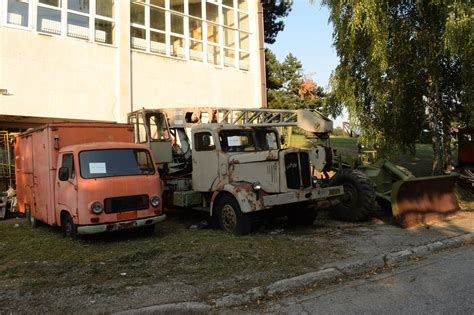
312;177;318;188
90;201;103;214
150;196;161;207
252;182;262;191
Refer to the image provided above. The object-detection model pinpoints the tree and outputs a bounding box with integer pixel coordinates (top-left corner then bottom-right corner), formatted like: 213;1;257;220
261;0;293;44
322;0;473;174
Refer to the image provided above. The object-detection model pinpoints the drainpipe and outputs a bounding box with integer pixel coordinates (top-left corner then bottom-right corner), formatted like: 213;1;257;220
257;1;267;108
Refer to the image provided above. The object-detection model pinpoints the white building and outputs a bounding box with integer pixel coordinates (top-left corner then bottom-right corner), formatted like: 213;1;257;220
0;0;266;129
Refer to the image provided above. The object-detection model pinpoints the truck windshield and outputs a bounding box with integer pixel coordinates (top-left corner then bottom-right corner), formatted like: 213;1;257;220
79;149;155;179
219;129;279;152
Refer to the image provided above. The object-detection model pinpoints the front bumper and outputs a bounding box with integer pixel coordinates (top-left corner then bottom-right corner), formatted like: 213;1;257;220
77;214;166;235
262;185;344;208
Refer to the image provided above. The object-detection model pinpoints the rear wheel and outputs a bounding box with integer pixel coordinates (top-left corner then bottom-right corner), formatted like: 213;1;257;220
215;194;251;236
61;212;77;239
330;169;376;222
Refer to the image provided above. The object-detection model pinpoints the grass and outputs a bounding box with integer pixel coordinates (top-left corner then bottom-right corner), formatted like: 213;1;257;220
0;211;348;303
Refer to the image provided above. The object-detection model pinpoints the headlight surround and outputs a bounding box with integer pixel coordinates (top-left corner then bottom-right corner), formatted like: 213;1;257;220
252;182;262;191
150;195;161;207
90;201;103;214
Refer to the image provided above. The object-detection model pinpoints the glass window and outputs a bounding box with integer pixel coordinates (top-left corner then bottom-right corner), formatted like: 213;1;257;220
194;132;215;151
238;0;247;12
68;13;89;40
171;36;185;58
131;27;146;50
150;7;165;31
61;154;75;179
68;0;89;13
190;41;204;61
223;7;234;27
131;3;145;25
238;12;248;32
170;1;185;13
37;7;62;35
219;130;255;152
239;51;249;70
224;48;235;67
239;31;249;50
189;0;202;18
150;0;165;8
207;44;220;65
138;114;147;143
147;113;169;140
39;0;61;7
151;31;166;54
206;2;219;24
189;18;202;40
7;0;29;27
224;28;235;47
207;23;219;43
170;13;184;34
96;0;114;18
223;0;234;8
79;149;155;179
95;19;114;44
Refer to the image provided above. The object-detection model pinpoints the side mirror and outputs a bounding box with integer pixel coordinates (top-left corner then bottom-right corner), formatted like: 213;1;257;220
58;167;69;181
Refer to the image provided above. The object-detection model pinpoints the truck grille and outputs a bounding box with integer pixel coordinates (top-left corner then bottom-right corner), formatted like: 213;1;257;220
284;152;311;189
104;195;149;213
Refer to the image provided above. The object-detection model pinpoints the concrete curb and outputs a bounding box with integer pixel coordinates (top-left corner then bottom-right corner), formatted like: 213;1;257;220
119;233;474;313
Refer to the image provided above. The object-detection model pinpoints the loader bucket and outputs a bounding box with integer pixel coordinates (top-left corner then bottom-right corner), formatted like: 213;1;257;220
391;174;459;228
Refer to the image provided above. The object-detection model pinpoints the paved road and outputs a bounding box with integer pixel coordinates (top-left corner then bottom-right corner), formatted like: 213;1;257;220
260;246;474;314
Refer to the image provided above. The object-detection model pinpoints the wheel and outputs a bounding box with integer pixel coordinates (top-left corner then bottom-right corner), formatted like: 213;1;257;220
61;212;77;239
287;206;318;225
26;206;38;228
329;169;376;222
215;194;251;236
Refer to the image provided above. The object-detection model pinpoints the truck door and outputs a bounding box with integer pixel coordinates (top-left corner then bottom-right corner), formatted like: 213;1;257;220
192;131;219;191
57;153;78;222
129;112;173;164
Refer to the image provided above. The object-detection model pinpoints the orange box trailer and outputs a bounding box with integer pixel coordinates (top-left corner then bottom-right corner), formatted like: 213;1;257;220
14;123;165;237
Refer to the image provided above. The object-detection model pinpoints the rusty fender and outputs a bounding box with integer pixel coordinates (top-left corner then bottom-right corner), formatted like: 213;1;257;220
210;182;263;216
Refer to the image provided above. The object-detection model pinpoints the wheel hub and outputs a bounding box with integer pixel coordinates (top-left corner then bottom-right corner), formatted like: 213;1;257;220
221;205;237;232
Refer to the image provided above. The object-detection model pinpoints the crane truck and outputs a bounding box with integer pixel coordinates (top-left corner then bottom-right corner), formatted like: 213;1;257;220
127;107;378;235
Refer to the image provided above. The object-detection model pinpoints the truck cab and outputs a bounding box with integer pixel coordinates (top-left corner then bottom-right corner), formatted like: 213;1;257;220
55;142;165;236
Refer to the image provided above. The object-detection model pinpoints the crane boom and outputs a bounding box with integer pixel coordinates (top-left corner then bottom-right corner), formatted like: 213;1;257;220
157;107;333;137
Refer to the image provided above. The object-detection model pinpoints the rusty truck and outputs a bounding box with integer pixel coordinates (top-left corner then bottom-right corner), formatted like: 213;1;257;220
14;123;165;238
127;108;356;235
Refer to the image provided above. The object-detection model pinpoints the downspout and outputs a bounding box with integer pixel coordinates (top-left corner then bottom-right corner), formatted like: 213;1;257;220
257;1;267;108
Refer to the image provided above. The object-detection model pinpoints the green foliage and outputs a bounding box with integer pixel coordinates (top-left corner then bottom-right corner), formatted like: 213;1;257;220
261;0;293;44
323;0;473;174
266;49;328;110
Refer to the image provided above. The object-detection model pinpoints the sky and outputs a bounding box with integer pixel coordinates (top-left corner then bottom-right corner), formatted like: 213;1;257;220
267;0;347;127
268;1;339;89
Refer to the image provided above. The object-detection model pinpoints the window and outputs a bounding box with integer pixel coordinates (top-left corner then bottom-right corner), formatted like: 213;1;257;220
129;0;250;70
61;154;75;179
138;114;147;143
5;0;115;45
6;0;29;27
194;132;215;151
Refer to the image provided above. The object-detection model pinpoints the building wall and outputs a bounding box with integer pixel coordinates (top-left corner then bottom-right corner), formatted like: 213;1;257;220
0;1;265;125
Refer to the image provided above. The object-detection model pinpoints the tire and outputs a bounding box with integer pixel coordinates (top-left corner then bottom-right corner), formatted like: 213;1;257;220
26;206;38;228
329;169;376;222
215;194;251;236
61;212;77;240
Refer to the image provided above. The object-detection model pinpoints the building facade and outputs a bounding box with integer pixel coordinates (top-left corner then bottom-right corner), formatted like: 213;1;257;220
0;0;266;129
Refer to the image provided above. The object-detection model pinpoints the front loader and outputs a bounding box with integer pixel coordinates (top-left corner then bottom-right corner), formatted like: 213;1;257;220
353;146;459;228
